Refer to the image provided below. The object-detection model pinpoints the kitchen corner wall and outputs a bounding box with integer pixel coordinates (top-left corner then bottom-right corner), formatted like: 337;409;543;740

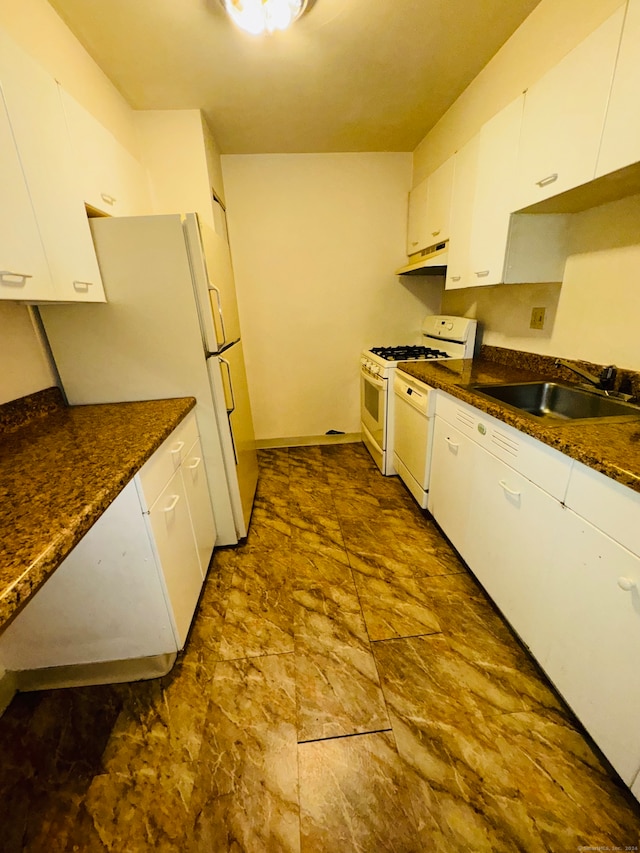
221;153;443;443
414;0;639;371
0;0;141;405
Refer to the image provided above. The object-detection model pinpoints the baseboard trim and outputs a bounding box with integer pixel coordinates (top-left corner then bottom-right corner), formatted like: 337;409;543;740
256;433;362;449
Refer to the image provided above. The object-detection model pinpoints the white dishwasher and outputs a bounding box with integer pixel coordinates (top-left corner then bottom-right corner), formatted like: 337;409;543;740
393;372;436;508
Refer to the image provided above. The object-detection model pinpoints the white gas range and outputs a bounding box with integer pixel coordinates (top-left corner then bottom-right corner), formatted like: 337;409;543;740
360;315;477;474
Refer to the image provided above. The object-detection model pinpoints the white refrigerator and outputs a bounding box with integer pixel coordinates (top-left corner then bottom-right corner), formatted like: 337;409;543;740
39;213;258;546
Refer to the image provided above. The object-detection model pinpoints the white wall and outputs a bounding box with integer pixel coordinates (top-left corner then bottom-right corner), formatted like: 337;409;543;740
0;304;57;405
415;0;639;369
221;153;443;442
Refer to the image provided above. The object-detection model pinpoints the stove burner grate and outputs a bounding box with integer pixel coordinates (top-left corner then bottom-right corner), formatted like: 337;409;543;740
369;345;450;361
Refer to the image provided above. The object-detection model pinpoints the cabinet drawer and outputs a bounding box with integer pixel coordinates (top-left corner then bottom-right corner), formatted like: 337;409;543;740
565;461;640;557
138;410;199;508
147;468;203;648
435;392;571;501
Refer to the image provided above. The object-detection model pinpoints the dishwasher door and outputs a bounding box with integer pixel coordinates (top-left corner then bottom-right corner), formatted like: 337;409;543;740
393;373;435;507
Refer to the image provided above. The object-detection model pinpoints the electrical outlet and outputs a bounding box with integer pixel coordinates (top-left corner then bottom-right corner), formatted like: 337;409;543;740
530;307;546;330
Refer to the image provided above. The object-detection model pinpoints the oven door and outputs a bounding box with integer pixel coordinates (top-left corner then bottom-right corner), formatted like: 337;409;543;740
360;368;386;451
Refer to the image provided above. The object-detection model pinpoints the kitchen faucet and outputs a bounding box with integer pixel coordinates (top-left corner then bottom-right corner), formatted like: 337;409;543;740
554;359;617;392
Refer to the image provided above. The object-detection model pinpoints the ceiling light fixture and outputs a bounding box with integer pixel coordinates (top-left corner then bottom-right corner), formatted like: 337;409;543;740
220;0;308;35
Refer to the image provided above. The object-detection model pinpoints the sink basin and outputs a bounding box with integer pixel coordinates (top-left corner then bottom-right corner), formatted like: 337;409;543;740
470;381;640;424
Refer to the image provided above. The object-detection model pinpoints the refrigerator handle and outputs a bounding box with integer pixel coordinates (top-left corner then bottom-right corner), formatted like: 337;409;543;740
219;357;236;415
219;356;238;465
209;282;227;348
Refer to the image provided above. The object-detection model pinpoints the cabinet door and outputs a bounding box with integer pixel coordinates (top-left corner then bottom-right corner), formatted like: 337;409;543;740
596;0;640;178
445;135;479;290
424;155;454;244
60;87;151;217
406;177;429;255
0;85;54;301
182;438;217;578
0;30;105;303
466;445;564;662
428;416;478;562
468;96;524;287
544;511;640;785
147;469;203;647
514;7;625;210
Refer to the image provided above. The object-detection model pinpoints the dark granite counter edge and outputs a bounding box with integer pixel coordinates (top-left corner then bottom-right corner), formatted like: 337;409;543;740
397;359;640;494
0;394;196;632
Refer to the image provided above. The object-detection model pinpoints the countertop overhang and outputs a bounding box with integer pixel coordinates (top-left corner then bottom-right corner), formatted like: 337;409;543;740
0;388;196;633
397;357;640;494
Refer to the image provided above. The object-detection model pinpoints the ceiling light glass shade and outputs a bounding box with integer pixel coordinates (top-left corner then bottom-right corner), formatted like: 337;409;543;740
221;0;308;35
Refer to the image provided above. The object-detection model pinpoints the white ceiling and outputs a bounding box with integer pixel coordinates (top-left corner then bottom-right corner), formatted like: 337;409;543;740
47;0;542;154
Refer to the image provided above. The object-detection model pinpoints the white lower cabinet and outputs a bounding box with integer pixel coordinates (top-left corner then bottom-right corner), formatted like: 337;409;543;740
429;392;640;796
543;510;640;785
0;412;215;686
182;437;217;579
466;444;565;664
428;417;477;564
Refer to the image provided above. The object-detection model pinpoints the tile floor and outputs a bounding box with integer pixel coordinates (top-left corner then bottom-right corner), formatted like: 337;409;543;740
1;443;640;851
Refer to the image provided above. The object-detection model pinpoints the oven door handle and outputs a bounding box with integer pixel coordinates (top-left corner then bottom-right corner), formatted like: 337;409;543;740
361;368;386;390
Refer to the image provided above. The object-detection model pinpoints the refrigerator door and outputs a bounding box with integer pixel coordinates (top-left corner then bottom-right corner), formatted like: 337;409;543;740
184;212;241;352
207;341;258;537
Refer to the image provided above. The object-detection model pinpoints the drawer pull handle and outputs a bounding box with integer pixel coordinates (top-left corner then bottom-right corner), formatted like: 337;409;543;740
171;441;185;455
535;173;558;188
100;193;116;205
499;480;521;497
73;280;95;291
617;577;637;592
186;457;201;470
450;275;461;282
411;241;419;246
445;437;459;450
0;271;32;286
431;230;441;237
163;494;180;513
475;270;490;278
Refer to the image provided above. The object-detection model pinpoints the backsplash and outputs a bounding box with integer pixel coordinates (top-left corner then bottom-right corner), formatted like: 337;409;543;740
0;387;64;435
480;346;640;403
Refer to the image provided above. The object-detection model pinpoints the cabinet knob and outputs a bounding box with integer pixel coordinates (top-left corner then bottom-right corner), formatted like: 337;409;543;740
535;173;558;188
617;577;637;592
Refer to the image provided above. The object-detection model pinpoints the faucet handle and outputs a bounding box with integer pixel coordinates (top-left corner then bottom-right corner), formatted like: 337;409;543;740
599;365;617;390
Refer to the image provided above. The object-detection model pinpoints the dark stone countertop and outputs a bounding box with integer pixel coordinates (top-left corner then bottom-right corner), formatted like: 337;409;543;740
0;388;196;632
397;356;640;495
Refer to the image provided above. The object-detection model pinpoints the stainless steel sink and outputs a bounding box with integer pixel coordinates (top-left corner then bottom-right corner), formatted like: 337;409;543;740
470;381;640;424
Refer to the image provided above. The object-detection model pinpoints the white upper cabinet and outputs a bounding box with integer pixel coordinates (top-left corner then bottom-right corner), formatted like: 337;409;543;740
468;96;524;286
596;0;640;178
60;87;151;218
513;6;625;211
406;177;429;255
445;135;479;290
0;85;54;301
0;29;105;303
406;155;454;255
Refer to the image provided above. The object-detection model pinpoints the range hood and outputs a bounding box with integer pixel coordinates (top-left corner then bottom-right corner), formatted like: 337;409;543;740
395;241;448;276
